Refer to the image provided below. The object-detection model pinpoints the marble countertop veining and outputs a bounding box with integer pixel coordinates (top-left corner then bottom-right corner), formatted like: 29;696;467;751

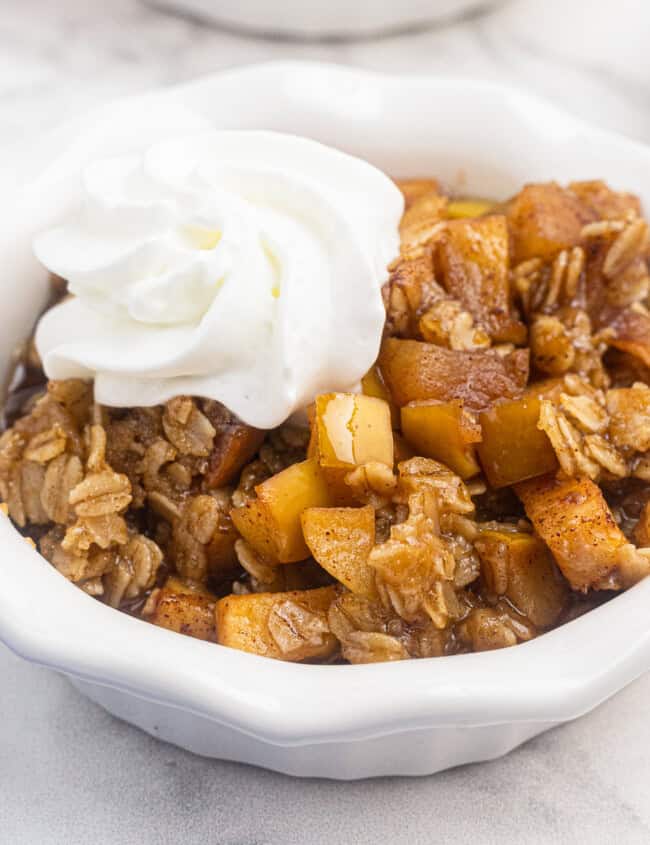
2;0;650;144
2;1;650;842
2;647;650;845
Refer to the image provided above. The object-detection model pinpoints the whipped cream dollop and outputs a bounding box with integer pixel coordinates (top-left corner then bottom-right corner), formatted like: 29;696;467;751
34;131;402;428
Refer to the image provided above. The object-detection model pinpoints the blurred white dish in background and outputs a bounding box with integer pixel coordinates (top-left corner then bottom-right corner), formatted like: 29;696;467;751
148;0;499;38
2;62;650;779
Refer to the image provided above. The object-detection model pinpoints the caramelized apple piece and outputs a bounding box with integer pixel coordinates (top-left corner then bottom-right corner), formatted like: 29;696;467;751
394;178;441;210
302;505;378;600
309;392;395;506
378;338;529;411
507;182;595;263
569;180;642;221
446;199;494;219
399;191;448;249
436;215;526;343
147;577;217;642
231;458;333;563
203;402;265;488
478;395;557;488
205;507;240;581
215;586;338;661
305;414;356;507
516;474;639;591
401;400;481;479
361;366;399;428
475;530;569;627
607;384;650;452
315;393;394;470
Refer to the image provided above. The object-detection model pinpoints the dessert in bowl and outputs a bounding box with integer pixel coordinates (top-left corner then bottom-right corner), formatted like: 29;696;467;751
2;63;650;778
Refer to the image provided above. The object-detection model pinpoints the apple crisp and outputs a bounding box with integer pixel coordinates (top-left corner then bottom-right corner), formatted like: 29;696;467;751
3;177;650;663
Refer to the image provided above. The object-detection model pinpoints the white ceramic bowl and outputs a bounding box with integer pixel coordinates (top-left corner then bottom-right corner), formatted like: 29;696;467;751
2;62;650;780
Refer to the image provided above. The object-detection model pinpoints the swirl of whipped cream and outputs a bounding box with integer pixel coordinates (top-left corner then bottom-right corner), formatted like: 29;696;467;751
34;131;402;428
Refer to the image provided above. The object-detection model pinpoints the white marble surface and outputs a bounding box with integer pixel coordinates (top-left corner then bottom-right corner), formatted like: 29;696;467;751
1;646;650;844
3;0;650;144
2;1;650;842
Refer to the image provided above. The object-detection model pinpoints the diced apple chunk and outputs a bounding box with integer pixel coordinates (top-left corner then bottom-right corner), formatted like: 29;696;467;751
305;417;356;506
478;395;557;488
506;182;595;263
315;393;394;470
607;384;650;452
302;505;378;600
205;425;265;488
203;401;265;488
394;178;441;210
147;578;217;642
378;338;529;411
361;366;399;428
475;530;569;626
569;180;642;221
401;400;481;479
215;586;338;661
231;458;333;563
515;474;634;591
436;215;526;343
399;191;448;248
